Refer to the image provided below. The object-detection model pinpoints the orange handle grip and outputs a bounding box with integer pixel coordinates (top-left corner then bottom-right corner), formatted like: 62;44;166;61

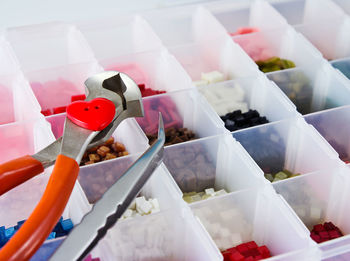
0;155;44;196
0;154;79;261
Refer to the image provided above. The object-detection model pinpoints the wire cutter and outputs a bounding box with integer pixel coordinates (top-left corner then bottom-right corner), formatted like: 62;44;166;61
0;71;144;261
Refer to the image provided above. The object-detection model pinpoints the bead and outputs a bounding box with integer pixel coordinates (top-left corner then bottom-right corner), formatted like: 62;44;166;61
52;106;67;114
183;188;228;203
256;56;295;73
80;137;128;166
221;109;269;132
201;71;225;84
71;94;86;102
310;222;343;243
229;27;259;36
0;217;73;245
121;197;160;220
221;241;271;260
193;79;209;87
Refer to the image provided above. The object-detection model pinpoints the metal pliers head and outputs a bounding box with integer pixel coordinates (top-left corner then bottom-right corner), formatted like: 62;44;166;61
0;71;143;261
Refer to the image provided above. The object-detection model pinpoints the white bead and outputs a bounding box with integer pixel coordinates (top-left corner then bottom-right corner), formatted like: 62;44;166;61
191;194;202;202
201;71;225;84
193;79;209;87
137;200;152;215
122;209;133;219
135;196;147;209
215;189;227;196
205;188;215;196
150;198;160;211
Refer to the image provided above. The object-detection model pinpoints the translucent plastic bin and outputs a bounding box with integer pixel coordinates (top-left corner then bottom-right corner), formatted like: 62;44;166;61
232;118;339;182
321;236;350;261
273;166;350;243
22;61;103;115
77;15;163;62
99;208;221;261
294;21;350;60
190;187;314;257
6;22;96;72
205;0;288;34
90;48;193;94
304;105;350;162
229;25;322;69
198;75;297;127
163;134;266;197
136;88;225;143
270;0;345;26
0;36;40;124
142;5;228;48
0;34;20;75
329;0;350;16
0;118;90;231
78;153;182;207
270;0;350;60
0;72;41;125
267;64;350;115
168;36;260;81
331;57;350;80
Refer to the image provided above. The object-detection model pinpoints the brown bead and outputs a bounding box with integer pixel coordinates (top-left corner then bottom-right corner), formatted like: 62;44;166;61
105;152;117;160
87;146;98;153
104;137;114;146
112;142;126;152
97;146;110;157
84;161;95;165
88;153;100;162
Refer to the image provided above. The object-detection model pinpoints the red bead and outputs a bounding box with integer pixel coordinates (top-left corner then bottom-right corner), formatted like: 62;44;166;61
236;243;249;255
222;250;232;261
324;222;336;231
41;109;52;116
138;84;146;91
246;241;258;250
230;251;245;261
319;231;330;240
329;230;340;239
66;98;115;131
313;224;324;232
53;106;67;114
257;246;271;258
71;94;86;102
311;234;321;243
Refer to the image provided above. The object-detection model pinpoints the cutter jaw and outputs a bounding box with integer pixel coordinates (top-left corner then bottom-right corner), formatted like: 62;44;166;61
86;71;144;148
32;71;143;167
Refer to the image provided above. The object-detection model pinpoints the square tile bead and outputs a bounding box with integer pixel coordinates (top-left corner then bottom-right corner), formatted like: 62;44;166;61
311;222;343;243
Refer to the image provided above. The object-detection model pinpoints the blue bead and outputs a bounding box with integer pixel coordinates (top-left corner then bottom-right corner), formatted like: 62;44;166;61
61;219;73;232
5;227;15;238
17;220;25;227
47;232;56;240
0;226;6;247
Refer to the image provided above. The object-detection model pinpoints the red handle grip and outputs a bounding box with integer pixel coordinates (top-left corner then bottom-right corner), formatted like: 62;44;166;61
0;154;79;261
0;155;44;196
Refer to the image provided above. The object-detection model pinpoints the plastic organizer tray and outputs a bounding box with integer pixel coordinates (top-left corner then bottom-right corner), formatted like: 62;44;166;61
2;0;350;260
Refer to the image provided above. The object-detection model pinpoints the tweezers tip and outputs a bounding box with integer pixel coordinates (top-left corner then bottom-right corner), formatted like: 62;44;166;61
157;112;165;141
